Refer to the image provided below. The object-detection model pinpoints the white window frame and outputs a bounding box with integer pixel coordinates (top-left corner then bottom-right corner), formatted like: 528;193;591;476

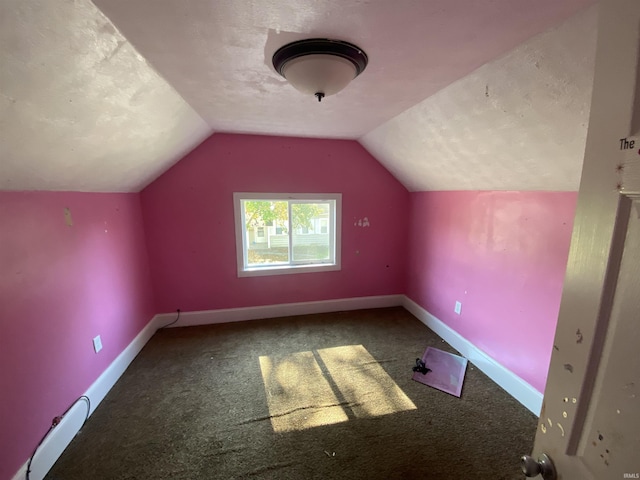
233;192;342;277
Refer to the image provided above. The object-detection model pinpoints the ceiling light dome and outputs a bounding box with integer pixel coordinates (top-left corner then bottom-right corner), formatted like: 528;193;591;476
272;38;368;102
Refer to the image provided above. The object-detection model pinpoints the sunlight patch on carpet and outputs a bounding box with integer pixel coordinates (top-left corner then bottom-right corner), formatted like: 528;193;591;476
259;352;349;432
317;345;417;417
259;345;416;433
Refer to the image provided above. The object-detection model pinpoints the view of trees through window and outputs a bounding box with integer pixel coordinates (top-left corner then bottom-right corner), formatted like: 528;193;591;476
242;200;332;266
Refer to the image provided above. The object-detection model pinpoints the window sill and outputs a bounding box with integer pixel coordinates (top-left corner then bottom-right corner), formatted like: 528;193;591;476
238;263;341;277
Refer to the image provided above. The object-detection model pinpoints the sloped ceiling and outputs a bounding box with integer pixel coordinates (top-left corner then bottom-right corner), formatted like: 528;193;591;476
362;6;597;191
0;0;212;192
0;0;596;192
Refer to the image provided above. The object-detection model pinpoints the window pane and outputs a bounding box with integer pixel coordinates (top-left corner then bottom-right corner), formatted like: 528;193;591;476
291;202;331;263
243;200;289;266
234;193;340;277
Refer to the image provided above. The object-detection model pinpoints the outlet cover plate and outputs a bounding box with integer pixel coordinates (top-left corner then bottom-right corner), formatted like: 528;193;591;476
93;335;103;353
454;301;462;315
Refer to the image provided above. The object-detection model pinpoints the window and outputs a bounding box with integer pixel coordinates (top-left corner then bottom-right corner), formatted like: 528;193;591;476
233;193;341;277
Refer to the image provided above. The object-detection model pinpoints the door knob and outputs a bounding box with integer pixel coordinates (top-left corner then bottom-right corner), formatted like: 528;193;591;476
521;453;557;480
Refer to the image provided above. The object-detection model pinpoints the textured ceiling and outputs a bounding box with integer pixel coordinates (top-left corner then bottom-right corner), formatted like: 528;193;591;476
362;6;597;191
0;0;211;192
0;0;596;192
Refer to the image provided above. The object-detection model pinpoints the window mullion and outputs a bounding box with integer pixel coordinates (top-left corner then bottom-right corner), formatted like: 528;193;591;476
287;201;293;265
329;200;334;263
242;200;249;270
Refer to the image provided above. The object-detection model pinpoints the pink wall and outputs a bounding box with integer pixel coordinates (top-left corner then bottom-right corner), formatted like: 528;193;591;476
141;133;410;312
0;192;155;480
406;191;577;393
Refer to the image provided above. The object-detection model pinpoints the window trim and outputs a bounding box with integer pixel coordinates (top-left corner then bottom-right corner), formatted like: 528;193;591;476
233;192;342;277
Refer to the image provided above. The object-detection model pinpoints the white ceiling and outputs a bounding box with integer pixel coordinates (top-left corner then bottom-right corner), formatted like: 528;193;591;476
0;0;211;192
0;0;596;192
362;5;597;191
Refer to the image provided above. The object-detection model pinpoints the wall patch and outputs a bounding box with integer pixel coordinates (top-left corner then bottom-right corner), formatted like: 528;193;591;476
64;207;73;226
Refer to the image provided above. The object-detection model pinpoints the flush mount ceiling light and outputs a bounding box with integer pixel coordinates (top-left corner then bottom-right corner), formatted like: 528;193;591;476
272;38;368;102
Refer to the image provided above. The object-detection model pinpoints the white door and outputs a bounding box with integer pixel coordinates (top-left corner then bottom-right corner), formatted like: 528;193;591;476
522;1;640;479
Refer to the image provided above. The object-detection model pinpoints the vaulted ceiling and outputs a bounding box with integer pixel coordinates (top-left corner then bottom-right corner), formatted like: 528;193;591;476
0;0;596;192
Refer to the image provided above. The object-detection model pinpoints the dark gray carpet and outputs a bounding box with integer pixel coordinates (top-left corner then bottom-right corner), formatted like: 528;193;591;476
46;307;536;479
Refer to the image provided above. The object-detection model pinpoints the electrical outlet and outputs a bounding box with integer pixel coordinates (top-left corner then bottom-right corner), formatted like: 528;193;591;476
454;301;462;315
93;335;103;353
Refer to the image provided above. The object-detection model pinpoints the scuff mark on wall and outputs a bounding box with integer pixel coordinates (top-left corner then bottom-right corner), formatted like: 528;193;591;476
576;328;583;343
564;363;574;373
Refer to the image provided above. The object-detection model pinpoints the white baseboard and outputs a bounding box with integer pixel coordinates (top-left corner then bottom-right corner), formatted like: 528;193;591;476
402;296;543;416
13;315;163;480
153;294;405;328
14;293;539;480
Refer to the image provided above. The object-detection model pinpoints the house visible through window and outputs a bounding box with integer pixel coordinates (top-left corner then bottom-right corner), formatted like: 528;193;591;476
233;193;341;277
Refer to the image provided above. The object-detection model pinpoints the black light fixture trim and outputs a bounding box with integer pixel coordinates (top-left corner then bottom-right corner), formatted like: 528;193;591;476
272;38;368;78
